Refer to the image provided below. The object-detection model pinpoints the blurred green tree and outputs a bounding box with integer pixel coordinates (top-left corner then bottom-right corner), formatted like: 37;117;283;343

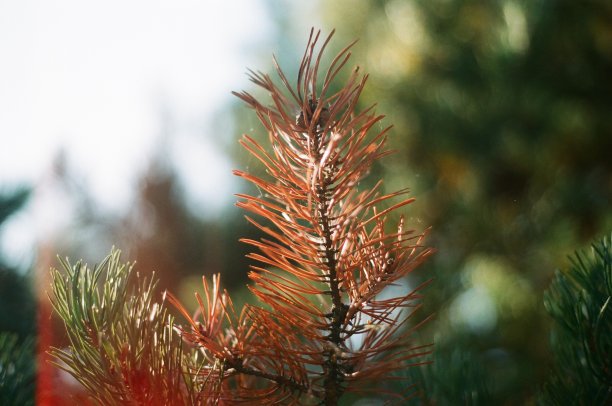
0;188;35;337
0;188;36;405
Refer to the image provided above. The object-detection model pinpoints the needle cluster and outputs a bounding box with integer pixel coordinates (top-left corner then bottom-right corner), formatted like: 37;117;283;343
49;250;200;405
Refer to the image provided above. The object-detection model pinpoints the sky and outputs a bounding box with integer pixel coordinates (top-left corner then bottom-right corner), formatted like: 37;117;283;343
0;0;273;264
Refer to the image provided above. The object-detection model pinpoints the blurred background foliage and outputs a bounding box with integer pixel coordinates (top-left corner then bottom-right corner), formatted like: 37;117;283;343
0;189;36;405
0;188;35;338
1;0;611;404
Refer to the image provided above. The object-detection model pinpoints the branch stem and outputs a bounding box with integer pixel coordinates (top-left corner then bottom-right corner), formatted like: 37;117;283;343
229;359;309;394
313;127;347;405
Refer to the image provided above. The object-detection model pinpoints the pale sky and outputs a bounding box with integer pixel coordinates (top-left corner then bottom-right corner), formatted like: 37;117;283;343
0;0;273;264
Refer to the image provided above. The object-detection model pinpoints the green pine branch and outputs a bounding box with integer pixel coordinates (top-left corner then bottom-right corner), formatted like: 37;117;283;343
540;234;612;405
49;248;202;406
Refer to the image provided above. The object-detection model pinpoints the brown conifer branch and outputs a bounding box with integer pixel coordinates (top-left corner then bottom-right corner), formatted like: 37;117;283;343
173;27;433;404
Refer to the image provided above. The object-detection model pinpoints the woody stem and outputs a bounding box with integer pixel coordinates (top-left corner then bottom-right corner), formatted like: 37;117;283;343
313;131;346;406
